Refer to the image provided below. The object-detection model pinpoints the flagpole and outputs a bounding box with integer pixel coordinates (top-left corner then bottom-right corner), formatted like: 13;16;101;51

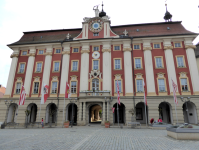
145;102;147;127
117;101;119;127
172;78;178;124
39;81;43;124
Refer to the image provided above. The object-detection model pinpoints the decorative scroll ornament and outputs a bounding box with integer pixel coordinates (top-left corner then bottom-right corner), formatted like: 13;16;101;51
89;70;102;79
163;46;173;50
10;54;19;58
89;18;104;33
123;48;132;52
185;45;196;49
143;47;152;50
62;51;70;55
102;49;111;53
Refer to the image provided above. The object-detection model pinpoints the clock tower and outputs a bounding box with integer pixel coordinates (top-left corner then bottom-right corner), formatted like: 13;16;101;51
74;4;119;40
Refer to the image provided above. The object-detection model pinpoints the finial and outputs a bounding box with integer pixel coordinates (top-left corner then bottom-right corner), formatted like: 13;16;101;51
66;33;71;39
163;3;172;22
123;29;128;36
102;1;104;11
99;1;106;17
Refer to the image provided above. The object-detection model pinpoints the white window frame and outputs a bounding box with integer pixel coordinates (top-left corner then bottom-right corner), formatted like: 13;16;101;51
156;57;163;68
19;63;25;73
136;79;143;92
16;82;21;94
71;81;77;93
36;63;42;72
54;62;60;72
72;61;78;71
177;56;184;67
134;45;140;50
135;58;141;69
115;59;121;69
115;80;122;93
52;82;57;94
93;60;99;70
38;50;44;54
33;82;39;94
55;49;61;53
181;78;188;91
158;79;166;92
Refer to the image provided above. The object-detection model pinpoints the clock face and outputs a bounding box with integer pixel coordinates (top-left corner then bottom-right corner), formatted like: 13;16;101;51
92;51;100;59
89;18;103;33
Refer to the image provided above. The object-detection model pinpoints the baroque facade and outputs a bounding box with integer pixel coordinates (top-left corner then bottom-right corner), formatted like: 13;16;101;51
1;7;199;126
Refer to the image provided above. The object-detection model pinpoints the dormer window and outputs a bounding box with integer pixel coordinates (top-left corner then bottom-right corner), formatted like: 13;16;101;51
93;33;99;36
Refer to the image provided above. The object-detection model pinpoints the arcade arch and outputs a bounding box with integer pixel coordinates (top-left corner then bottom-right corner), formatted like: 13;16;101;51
113;103;125;124
7;103;18;123
66;103;78;124
135;102;148;124
89;104;102;123
158;102;172;124
45;103;57;123
27;103;37;123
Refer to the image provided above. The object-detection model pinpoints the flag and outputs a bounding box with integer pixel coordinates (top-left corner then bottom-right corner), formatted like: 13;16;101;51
65;82;71;98
172;79;178;105
19;85;26;105
143;80;147;105
117;80;121;105
112;107;115;113
41;83;49;104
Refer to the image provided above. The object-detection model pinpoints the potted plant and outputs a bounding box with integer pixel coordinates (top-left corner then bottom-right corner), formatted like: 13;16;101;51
64;120;69;128
105;121;110;128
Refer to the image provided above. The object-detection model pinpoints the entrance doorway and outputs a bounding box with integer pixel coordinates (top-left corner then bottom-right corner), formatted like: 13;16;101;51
158;102;172;124
7;103;18;123
113;103;125;123
89;104;102;123
182;102;198;124
27;103;37;123
67;103;77;124
136;102;148;124
46;103;57;123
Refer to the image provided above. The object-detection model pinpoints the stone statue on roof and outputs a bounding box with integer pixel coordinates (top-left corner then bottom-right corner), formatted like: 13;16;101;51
93;5;100;17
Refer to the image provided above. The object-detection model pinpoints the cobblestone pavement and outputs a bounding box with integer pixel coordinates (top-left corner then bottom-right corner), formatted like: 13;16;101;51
0;126;199;150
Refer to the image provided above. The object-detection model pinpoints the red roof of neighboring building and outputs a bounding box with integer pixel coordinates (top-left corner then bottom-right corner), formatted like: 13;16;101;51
0;85;6;98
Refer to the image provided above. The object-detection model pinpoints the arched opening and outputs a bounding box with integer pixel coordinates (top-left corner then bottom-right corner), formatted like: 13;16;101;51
89;104;102;123
46;103;57;123
113;103;125;123
66;103;78;125
182;101;198;124
27;103;37;123
7;103;18;123
136;102;148;124
158;102;172;124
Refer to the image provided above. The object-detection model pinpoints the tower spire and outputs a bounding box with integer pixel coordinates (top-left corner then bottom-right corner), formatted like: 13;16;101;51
164;3;172;22
99;1;106;18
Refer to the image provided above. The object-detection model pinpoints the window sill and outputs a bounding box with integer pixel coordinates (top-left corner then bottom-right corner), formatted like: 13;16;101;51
134;68;143;70
114;92;123;96
50;93;57;97
177;67;186;68
181;91;191;95
155;67;164;69
52;71;60;73
13;94;20;98
31;94;39;97
71;70;78;72
34;71;42;73
70;93;77;97
158;92;167;96
17;72;24;74
72;52;79;53
136;92;144;96
114;69;122;70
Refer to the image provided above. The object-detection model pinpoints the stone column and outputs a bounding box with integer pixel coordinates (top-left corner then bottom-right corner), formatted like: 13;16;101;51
24;47;36;97
4;48;19;97
102;41;112;92
79;102;82;122
103;101;105;124
184;38;199;95
107;101;109;121
83;102;86;124
123;41;133;96
143;40;156;96
163;39;179;94
60;44;70;96
80;43;90;91
41;45;53;93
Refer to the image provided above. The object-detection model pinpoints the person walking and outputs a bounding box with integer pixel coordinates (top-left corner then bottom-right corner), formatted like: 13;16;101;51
41;118;44;128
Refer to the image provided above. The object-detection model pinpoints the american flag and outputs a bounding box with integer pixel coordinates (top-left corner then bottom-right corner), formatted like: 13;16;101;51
112;107;115;113
19;85;26;105
172;79;178;105
143;80;147;105
117;80;121;105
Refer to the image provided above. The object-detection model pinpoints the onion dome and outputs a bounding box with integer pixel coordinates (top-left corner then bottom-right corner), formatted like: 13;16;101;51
99;2;106;18
164;4;172;22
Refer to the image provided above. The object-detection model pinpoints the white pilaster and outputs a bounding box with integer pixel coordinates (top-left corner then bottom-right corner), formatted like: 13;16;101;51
41;45;53;93
80;42;90;91
83;102;86;121
123;41;133;96
163;39;178;93
143;40;156;96
102;41;112;92
79;102;82;121
107;101;109;121
60;44;70;95
103;101;105;122
82;23;88;39
24;47;36;96
4;48;19;97
184;38;199;95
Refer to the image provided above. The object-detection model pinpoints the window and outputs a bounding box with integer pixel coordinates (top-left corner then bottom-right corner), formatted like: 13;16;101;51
158;79;165;92
115;80;122;93
136;80;143;92
135;58;141;69
154;43;160;49
177;56;184;67
93;60;99;70
19;63;25;73
73;48;79;53
55;49;61;53
114;46;120;50
22;51;27;55
72;61;78;71
54;62;60;72
16;83;21;94
52;82;57;93
134;45;140;50
156;57;163;68
36;63;42;72
174;42;182;48
71;81;77;93
38;50;44;54
93;33;99;36
33;82;39;94
181;78;188;91
93;46;99;51
115;59;121;69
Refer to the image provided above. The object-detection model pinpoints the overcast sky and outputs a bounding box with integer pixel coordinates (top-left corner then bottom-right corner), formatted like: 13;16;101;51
0;0;198;88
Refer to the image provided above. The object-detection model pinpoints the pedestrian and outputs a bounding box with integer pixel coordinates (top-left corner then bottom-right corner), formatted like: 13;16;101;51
150;118;154;124
158;117;162;123
41;118;44;128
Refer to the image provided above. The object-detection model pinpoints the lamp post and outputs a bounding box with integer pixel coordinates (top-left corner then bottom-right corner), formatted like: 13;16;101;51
4;100;13;126
70;98;78;128
180;97;190;124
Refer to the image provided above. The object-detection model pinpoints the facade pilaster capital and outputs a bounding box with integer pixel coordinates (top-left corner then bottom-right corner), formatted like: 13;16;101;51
81;50;90;53
62;51;70;55
185;45;196;49
143;47;152;51
10;54;19;58
102;49;111;53
123;48;132;52
29;46;36;54
11;47;20;55
45;45;53;53
44;52;52;56
163;46;173;50
27;53;36;57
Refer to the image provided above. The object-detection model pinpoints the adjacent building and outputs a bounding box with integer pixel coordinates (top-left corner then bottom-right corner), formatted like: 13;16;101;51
0;5;199;126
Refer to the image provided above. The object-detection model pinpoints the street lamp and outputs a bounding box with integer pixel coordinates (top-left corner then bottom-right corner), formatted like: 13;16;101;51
4;100;13;126
69;98;78;128
180;97;190;124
